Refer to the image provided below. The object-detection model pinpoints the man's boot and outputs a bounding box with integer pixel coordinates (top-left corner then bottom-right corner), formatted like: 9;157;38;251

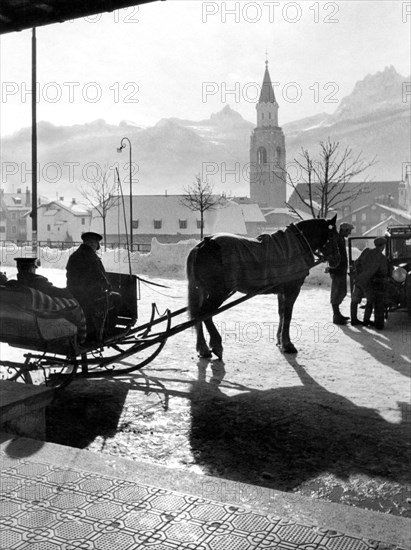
350;303;362;326
363;303;374;327
333;304;347;325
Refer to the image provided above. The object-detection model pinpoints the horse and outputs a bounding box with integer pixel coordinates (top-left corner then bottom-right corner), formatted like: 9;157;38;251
187;216;340;358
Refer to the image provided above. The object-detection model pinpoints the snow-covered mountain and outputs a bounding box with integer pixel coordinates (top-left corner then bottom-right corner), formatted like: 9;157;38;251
1;67;409;201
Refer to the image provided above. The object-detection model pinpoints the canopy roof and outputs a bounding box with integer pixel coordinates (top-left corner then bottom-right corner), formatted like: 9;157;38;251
0;0;161;34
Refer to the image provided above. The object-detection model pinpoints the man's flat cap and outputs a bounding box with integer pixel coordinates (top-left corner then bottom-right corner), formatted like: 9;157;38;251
81;232;103;242
340;223;354;230
14;257;40;267
374;237;387;247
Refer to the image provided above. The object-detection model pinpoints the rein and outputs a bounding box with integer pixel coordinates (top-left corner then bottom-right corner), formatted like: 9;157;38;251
136;276;171;289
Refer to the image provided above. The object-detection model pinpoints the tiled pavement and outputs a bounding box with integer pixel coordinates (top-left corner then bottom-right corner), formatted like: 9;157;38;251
0;432;409;550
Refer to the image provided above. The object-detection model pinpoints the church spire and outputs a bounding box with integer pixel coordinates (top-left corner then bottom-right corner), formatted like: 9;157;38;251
256;59;279;127
258;60;277;104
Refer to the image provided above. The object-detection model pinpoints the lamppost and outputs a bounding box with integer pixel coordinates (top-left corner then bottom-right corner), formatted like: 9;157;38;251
117;137;133;250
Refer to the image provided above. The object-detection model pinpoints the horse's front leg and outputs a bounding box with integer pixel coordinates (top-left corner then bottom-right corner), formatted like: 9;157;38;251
196;321;212;358
277;285;301;354
204;318;223;360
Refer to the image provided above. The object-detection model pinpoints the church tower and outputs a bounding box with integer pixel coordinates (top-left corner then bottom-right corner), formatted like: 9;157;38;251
250;61;286;209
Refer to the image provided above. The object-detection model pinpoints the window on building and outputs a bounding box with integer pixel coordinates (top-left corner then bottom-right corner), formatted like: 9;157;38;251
47;224;51;231
351;214;356;222
81;218;85;225
361;225;367;233
380;213;386;220
0;227;5;233
153;220;162;229
257;146;267;164
268;112;271;119
197;220;203;229
12;226;17;234
11;213;16;220
132;220;139;229
179;219;187;229
361;213;366;221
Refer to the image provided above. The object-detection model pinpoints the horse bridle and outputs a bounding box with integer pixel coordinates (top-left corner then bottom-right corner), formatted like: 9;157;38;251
292;223;333;266
315;224;339;266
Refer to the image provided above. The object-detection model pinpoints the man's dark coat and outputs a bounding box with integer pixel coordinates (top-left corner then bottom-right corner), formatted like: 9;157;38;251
66;243;110;305
17;272;73;299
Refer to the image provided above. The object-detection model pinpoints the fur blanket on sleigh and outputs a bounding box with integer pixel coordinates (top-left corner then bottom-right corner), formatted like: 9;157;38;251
209;225;315;292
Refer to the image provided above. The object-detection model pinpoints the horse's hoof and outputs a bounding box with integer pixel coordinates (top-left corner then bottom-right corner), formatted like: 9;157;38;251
211;348;223;360
281;344;298;354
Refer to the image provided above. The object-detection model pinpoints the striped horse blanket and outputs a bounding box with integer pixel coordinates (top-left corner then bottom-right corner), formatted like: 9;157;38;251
28;288;87;343
0;284;87;343
210;225;315;292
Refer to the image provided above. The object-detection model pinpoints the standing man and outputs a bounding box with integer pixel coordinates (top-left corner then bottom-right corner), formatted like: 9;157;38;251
66;232;119;340
350;237;389;329
328;222;354;325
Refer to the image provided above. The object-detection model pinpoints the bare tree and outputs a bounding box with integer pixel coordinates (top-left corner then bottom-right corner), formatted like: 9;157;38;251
286;138;377;219
180;175;228;239
80;166;119;249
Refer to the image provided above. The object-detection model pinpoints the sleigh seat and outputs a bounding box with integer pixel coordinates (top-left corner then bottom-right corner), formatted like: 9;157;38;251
0;284;82;355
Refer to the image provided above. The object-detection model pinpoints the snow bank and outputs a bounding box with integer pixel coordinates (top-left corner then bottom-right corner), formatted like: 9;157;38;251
306;247;362;287
0;238;198;280
0;240;362;285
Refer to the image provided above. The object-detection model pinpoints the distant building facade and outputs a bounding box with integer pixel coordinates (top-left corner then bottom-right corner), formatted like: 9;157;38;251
37;199;91;244
288;175;411;226
339;201;411;238
235;200;267;237
89;195;248;245
0;187;32;241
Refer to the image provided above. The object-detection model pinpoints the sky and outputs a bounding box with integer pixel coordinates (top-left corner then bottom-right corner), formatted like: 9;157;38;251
0;0;410;137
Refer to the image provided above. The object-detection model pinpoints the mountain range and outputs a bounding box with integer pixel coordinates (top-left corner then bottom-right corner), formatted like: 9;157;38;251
1;65;409;202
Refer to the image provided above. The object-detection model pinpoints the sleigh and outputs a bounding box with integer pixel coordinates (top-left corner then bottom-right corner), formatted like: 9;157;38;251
0;271;253;389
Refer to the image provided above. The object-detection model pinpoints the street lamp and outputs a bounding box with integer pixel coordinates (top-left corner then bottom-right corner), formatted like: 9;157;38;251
117;137;133;250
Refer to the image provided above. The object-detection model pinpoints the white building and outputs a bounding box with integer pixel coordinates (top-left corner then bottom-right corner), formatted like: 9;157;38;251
37;199;91;244
89;194;248;246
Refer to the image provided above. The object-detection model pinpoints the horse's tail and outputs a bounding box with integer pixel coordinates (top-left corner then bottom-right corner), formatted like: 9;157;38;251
187;245;202;320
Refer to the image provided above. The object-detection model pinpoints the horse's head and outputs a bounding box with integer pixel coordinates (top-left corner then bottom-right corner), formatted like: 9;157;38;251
296;214;340;268
317;214;340;268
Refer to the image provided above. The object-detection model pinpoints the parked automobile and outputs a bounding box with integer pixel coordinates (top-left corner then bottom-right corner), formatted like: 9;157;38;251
384;225;411;315
348;225;411;321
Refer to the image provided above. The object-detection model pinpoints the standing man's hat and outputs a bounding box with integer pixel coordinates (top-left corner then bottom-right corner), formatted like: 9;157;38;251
14;257;40;268
374;237;387;247
81;232;102;242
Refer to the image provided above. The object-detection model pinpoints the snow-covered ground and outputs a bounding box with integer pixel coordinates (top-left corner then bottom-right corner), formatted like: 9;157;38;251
1;254;409;515
1;263;409;422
